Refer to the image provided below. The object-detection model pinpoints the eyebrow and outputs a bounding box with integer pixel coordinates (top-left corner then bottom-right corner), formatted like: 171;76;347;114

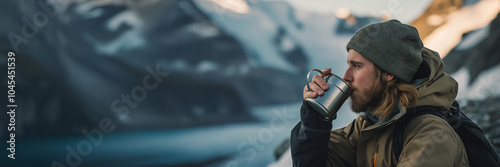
347;60;364;65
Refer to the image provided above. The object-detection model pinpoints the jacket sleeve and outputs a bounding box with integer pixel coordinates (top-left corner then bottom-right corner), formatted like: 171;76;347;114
291;101;360;167
397;115;469;167
290;101;333;167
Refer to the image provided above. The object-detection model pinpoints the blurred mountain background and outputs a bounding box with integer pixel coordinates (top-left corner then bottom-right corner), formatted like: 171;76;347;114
0;0;499;166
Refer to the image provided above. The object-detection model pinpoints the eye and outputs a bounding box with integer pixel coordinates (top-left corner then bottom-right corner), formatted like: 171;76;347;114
353;65;360;69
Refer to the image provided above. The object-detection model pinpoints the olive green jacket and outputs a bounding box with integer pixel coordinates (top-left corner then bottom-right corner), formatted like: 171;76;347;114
326;47;469;167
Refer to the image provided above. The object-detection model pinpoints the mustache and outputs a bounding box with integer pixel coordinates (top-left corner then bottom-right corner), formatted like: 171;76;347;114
348;84;357;92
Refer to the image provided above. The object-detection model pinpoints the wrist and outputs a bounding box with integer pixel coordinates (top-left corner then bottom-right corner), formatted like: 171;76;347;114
300;101;333;131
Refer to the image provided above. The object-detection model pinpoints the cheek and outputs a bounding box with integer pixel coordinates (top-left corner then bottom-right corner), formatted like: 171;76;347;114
354;76;370;91
352;73;375;96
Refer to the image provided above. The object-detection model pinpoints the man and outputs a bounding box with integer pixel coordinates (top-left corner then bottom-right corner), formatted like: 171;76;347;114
290;20;469;166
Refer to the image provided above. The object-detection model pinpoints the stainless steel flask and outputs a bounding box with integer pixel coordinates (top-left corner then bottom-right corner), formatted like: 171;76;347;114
305;69;352;120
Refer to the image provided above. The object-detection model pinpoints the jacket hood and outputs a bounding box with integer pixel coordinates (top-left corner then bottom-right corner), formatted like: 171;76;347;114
415;47;458;113
361;47;458;126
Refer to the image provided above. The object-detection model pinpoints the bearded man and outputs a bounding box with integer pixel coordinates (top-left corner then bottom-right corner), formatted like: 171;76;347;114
290;20;468;167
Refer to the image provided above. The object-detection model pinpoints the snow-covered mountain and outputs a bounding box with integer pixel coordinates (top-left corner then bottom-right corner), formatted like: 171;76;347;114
0;0;382;138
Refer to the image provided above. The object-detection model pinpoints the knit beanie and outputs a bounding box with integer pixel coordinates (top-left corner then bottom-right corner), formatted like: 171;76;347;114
346;19;423;83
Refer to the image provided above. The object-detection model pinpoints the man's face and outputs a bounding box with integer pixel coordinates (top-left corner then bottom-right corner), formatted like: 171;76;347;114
343;49;384;113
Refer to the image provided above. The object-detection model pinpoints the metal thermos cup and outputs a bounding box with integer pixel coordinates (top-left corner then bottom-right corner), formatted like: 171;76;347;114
305;69;352;120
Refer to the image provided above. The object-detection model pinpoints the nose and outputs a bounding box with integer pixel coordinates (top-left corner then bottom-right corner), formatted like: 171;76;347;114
343;68;353;83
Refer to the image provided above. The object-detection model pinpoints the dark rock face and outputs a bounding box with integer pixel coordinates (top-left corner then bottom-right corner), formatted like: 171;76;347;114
441;12;500;157
443;12;500;84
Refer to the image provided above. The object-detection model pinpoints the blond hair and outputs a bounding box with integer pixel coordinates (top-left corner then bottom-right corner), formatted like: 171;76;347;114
371;67;419;120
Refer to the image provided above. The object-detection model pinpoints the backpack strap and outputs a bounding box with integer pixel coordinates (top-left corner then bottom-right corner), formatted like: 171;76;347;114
393;106;444;161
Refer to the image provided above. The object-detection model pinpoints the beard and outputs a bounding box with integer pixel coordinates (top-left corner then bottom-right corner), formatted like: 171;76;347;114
350;79;385;113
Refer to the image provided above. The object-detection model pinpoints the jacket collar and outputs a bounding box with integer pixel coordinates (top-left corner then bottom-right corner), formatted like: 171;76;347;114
361;101;407;131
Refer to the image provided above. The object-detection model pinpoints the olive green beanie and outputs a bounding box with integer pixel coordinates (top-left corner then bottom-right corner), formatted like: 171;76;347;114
346;19;423;83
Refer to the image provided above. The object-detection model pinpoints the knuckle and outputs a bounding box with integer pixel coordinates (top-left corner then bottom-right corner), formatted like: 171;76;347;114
311;83;319;90
313;77;323;83
309;82;316;87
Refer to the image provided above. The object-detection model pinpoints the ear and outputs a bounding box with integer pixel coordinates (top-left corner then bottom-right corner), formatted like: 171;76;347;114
384;73;394;81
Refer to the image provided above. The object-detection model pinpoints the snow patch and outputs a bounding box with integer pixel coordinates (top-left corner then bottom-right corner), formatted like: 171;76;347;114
196;60;219;73
454;65;500;100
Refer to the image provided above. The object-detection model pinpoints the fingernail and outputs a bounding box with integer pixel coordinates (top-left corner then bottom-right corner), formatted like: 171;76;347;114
318;89;323;94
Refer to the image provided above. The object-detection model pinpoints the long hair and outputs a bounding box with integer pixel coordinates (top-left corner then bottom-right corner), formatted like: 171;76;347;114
371;66;419;120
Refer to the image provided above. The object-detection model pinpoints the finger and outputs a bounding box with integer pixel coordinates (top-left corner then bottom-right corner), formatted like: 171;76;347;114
303;84;311;92
303;88;318;99
309;82;322;92
309;82;324;95
312;75;329;90
303;83;322;98
306;91;317;98
322;68;332;75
